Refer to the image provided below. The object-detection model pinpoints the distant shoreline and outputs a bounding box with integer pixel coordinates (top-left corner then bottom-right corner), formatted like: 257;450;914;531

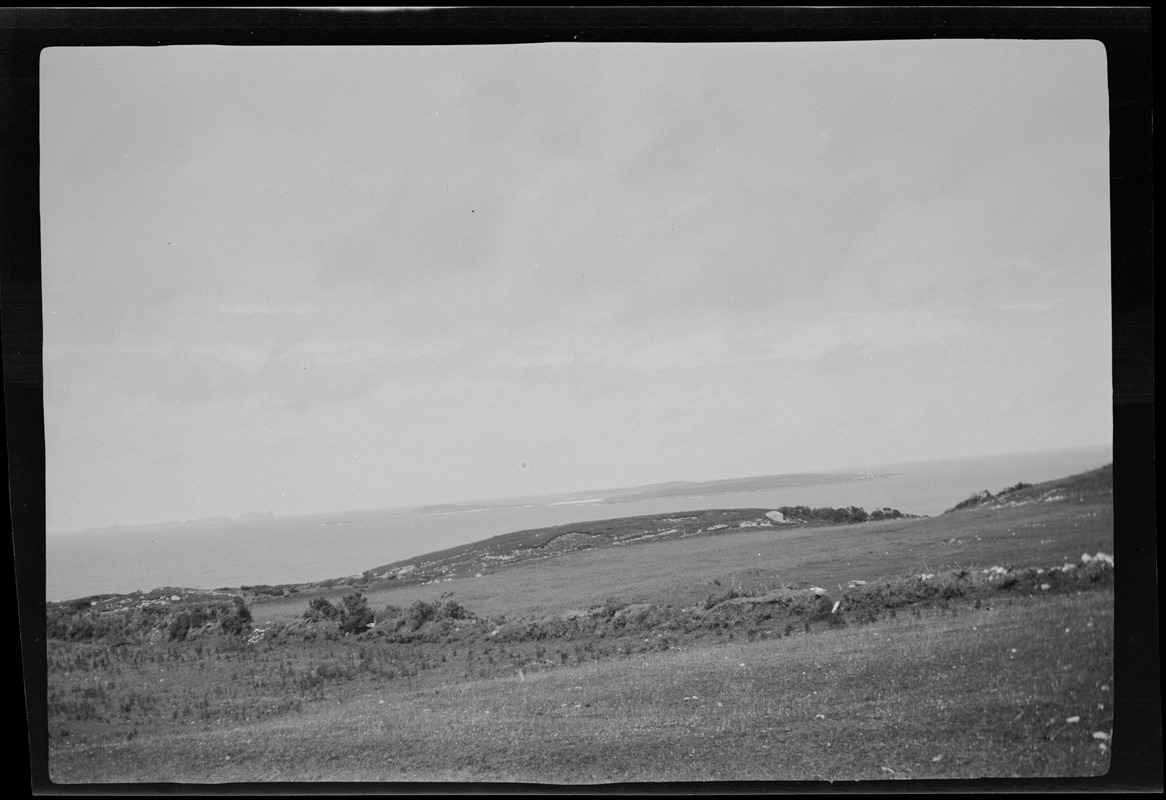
50;444;1110;535
413;470;893;516
46;447;1113;600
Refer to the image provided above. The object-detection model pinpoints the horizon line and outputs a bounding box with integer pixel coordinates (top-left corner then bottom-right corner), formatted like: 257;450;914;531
47;442;1113;535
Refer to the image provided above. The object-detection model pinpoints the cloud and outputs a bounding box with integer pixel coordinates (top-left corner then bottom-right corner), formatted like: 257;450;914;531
216;301;319;316
761;309;971;364
40;42;1112;531
998;297;1063;313
608;329;728;371
489;345;581;370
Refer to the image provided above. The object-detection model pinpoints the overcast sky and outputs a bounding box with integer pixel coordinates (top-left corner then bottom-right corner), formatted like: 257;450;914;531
41;41;1111;532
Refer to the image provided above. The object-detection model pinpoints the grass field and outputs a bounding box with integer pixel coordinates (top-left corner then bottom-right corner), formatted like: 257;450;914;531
249;489;1112;623
48;588;1113;783
45;465;1117;785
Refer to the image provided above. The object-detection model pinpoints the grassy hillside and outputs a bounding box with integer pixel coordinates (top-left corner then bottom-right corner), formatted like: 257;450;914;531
243;464;1112;624
48;588;1113;784
45;464;1116;784
945;462;1113;513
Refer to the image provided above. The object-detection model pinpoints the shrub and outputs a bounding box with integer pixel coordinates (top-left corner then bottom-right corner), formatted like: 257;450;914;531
240;584;286;597
775;505;879;524
220;597;253;636
398;597;476;632
441;599;469;620
600;597;624;618
375;604;403;624
312;661;345;680
167;608;211;641
406;599;438;630
946;490;994;513
304;596;340;621
48;610;107;642
339;592;375;634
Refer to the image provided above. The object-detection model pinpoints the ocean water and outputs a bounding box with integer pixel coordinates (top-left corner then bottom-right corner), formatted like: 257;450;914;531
44;445;1112;601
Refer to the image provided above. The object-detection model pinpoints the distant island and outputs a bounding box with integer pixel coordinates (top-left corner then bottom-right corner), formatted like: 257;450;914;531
412;470;891;515
183;511;277;525
80;511;277;532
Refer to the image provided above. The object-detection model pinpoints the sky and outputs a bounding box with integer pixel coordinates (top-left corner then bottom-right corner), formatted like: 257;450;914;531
40;41;1112;532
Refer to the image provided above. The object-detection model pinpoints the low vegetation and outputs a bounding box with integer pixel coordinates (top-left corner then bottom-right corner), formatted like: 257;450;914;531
945;463;1111;514
774;505;915;524
358;505;923;590
45;465;1115;784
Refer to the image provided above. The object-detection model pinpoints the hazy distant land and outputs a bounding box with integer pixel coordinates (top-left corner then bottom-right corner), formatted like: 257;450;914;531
412;470;888;515
74;471;887;529
47;447;1113;602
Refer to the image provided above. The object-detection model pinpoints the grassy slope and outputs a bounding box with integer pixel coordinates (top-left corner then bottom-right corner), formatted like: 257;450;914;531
249;476;1112;624
50;590;1113;783
46;465;1116;784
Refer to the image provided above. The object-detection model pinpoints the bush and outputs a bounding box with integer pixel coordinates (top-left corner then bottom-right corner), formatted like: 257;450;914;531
304;596;340;621
167;607;211;641
775;505;877;524
240;584;286;597
312;661;345;680
339;592;375;634
394;597;477;633
375;604;403;624
47;608;107;642
220;597;253;636
946;490;994;513
441;599;469;620
406;599;438;630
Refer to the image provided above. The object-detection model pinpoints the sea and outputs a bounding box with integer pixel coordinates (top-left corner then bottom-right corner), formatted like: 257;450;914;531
43;445;1112;601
